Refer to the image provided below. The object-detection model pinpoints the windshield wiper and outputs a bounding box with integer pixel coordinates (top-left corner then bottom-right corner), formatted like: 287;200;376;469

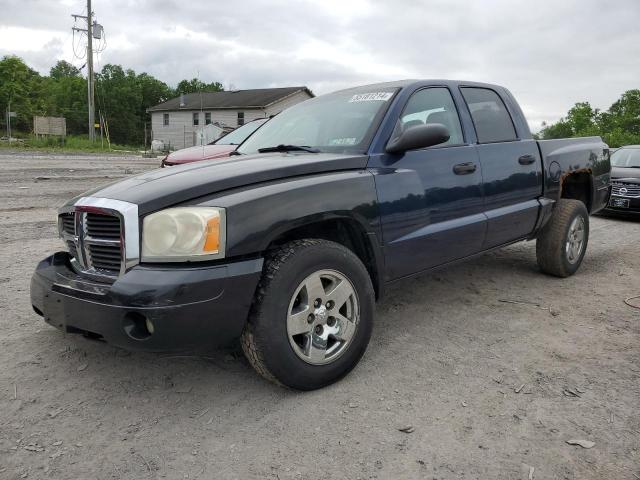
229;150;243;156
257;144;320;153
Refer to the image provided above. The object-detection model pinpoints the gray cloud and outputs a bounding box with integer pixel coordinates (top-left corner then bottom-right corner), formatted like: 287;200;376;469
1;0;639;130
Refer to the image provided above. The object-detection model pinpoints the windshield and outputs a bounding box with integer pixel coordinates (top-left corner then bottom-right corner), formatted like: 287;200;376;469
237;88;399;154
213;119;267;145
611;148;640;167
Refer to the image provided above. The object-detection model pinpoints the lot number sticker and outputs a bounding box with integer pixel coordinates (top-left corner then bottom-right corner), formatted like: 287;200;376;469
349;92;393;102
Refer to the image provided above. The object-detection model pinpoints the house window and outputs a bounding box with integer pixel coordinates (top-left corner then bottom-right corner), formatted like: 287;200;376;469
205;112;211;125
163;113;169;126
237;111;244;126
193;112;199;126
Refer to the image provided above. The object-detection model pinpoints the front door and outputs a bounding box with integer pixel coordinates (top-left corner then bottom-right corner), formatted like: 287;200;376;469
372;87;486;280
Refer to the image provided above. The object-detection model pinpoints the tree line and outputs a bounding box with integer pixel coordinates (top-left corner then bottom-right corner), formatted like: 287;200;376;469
537;90;640;147
2;54;638;148
0;55;223;146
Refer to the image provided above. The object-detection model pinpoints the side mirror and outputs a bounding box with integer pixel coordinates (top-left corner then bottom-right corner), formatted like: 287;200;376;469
385;123;450;154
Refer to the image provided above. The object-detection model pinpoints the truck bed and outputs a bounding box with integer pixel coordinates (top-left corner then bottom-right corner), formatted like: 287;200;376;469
537;136;611;213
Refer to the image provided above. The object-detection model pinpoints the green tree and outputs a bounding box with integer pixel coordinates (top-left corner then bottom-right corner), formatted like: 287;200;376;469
176;78;224;94
540;92;640;147
50;60;81;80
95;64;143;145
0;55;42;132
40;60;87;134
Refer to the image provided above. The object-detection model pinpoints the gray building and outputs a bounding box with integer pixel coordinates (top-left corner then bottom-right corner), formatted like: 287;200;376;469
147;86;313;149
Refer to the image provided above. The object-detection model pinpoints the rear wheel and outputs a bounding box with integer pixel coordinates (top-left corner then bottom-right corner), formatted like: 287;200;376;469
536;199;589;277
241;239;375;390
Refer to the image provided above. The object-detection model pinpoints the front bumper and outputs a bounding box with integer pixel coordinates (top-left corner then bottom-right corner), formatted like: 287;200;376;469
31;252;263;352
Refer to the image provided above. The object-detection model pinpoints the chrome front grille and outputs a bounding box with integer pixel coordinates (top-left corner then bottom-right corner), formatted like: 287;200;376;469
611;182;640;198
60;213;75;235
59;213;78;258
85;213;122;239
87;242;122;271
83;213;123;275
59;211;123;278
58;198;139;280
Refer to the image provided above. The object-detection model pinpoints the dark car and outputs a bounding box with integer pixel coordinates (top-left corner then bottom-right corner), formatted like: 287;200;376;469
161;118;268;167
31;80;610;390
605;145;640;216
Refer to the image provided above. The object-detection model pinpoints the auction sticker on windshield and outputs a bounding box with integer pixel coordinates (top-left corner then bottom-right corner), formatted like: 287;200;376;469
349;92;394;102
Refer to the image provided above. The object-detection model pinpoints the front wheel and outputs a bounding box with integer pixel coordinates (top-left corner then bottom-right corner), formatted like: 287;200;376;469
536;199;589;277
241;239;375;390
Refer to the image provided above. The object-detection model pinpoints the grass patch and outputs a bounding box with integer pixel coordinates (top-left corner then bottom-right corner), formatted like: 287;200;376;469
0;134;142;153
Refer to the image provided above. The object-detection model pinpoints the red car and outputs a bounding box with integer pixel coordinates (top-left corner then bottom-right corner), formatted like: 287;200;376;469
161;118;268;167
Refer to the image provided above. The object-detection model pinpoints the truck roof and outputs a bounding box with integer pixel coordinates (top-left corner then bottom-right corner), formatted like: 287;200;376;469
333;79;507;94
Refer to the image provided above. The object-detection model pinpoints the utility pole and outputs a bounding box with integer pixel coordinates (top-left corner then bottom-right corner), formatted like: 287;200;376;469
87;0;94;141
72;0;98;141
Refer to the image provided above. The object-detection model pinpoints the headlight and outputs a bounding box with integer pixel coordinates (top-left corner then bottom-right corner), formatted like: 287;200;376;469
141;207;225;262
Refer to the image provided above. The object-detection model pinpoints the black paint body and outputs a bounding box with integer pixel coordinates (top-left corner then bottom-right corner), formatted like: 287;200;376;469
31;80;611;351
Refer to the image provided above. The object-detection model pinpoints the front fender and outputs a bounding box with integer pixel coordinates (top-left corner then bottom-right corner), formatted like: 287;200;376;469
194;170;382;258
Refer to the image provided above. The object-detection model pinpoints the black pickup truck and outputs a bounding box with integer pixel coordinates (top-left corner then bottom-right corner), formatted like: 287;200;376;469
31;80;611;390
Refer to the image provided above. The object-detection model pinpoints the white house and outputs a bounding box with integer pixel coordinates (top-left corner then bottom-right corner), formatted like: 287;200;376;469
147;86;314;149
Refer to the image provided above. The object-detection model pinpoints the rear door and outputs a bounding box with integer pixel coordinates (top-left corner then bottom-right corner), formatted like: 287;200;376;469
373;86;486;280
460;87;543;248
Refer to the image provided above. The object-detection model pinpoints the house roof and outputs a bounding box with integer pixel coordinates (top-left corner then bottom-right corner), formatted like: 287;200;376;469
147;86;313;112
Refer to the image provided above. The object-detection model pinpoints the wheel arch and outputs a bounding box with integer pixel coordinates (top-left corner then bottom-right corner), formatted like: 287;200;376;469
559;169;594;212
264;214;384;300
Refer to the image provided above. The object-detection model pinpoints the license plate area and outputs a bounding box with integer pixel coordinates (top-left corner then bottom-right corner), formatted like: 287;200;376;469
609;197;630;208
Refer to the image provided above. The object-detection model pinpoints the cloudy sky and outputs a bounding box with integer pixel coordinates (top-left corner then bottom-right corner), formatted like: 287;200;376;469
1;0;639;130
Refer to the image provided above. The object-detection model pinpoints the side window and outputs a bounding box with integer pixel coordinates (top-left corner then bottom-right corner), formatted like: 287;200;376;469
163;113;169;126
192;112;199;126
461;87;517;143
398;88;464;146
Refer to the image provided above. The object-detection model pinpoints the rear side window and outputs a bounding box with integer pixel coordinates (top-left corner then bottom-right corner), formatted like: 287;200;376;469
461;87;517;143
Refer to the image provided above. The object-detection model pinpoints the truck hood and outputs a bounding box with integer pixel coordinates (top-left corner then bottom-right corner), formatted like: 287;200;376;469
611;166;640;181
164;144;236;164
76;152;369;214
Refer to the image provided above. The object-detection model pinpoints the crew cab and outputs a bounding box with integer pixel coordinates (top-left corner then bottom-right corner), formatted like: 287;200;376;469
31;80;611;390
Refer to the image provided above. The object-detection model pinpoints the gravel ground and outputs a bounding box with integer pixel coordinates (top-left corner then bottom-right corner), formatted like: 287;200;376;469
0;151;638;480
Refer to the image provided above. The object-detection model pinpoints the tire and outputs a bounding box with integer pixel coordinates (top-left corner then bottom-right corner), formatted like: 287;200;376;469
536;199;589;278
241;239;375;390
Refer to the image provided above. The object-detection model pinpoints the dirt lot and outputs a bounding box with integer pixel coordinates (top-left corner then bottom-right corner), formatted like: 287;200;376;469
0;151;638;480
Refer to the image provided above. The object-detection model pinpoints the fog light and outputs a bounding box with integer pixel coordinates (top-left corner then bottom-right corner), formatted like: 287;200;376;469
123;312;153;340
145;318;155;335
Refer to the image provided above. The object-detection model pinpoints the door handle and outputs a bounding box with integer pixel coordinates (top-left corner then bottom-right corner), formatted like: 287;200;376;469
518;154;536;165
453;162;477;175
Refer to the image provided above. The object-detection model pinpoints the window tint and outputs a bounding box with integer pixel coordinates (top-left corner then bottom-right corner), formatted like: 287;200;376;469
461;87;517;143
396;87;464;146
192;112;199;126
163;113;169;126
